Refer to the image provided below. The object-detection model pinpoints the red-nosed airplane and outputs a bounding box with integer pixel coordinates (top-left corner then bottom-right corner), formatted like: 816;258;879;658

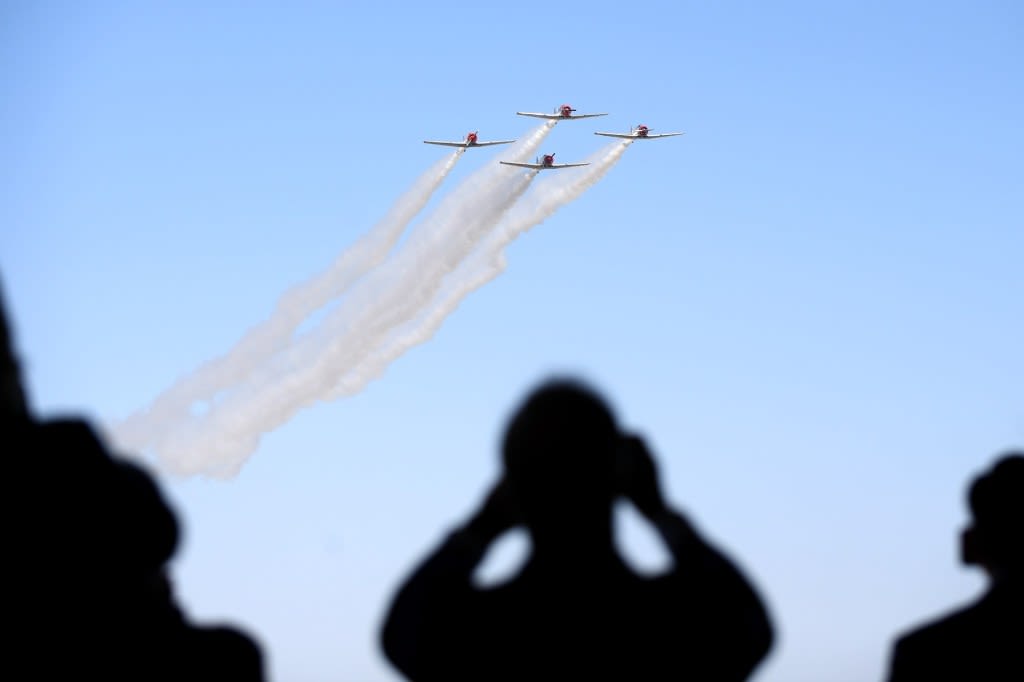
424;131;516;148
516;104;608;120
500;153;589;170
594;124;684;140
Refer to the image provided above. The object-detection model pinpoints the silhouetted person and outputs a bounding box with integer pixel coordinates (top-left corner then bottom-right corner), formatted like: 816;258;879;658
886;452;1024;681
380;378;774;681
3;280;265;680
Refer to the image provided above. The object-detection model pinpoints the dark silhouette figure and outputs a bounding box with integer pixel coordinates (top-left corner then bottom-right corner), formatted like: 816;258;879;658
3;282;265;680
886;452;1024;682
380;378;774;681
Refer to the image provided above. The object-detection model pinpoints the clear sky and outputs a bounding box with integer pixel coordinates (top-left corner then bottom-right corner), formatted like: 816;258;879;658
3;1;1022;680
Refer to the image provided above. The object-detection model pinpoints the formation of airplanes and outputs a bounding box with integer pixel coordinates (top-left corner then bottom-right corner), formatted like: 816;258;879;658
424;104;683;170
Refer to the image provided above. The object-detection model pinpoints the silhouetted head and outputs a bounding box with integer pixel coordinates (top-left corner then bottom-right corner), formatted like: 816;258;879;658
961;452;1024;578
501;378;619;539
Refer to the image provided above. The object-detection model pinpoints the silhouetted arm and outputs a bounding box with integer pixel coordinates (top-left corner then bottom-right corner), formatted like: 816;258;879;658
382;480;521;679
616;435;774;678
383;479;521;679
652;507;775;680
379;519;496;681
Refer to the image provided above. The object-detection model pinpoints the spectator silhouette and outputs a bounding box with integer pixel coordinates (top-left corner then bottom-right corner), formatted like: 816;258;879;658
380;378;774;681
886;452;1024;681
3;282;265;680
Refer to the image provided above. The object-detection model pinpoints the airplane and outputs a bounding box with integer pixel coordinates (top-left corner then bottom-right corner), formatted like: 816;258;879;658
423;131;516;148
516;103;608;120
594;124;684;140
500;153;590;170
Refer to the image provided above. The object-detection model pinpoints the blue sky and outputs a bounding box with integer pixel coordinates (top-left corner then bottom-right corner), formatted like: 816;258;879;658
3;1;1022;680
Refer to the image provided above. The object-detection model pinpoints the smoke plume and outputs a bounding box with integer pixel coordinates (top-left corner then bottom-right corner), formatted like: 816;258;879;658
110;122;564;476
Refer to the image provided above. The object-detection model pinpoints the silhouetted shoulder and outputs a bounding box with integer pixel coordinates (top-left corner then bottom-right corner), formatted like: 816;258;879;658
889;588;1024;682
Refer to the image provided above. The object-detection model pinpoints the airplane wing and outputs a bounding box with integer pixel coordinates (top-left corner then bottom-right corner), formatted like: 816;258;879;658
569;113;608;119
515;111;560;119
424;140;470;147
472;139;516;146
593;132;635;139
499;161;543;169
549;162;590;168
644;132;685;138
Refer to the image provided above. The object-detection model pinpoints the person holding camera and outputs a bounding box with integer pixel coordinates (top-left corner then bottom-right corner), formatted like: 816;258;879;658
379;378;774;682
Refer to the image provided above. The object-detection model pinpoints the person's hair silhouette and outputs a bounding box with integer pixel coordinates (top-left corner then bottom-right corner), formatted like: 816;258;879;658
886;452;1024;681
380;377;774;681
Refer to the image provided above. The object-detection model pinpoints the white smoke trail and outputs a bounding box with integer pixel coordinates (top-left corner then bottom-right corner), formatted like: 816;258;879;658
112;150;463;453
116;122;557;477
332;139;634;396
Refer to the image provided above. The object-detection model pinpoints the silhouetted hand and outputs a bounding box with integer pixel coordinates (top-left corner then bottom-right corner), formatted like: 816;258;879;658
617;434;669;521
464;478;523;543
